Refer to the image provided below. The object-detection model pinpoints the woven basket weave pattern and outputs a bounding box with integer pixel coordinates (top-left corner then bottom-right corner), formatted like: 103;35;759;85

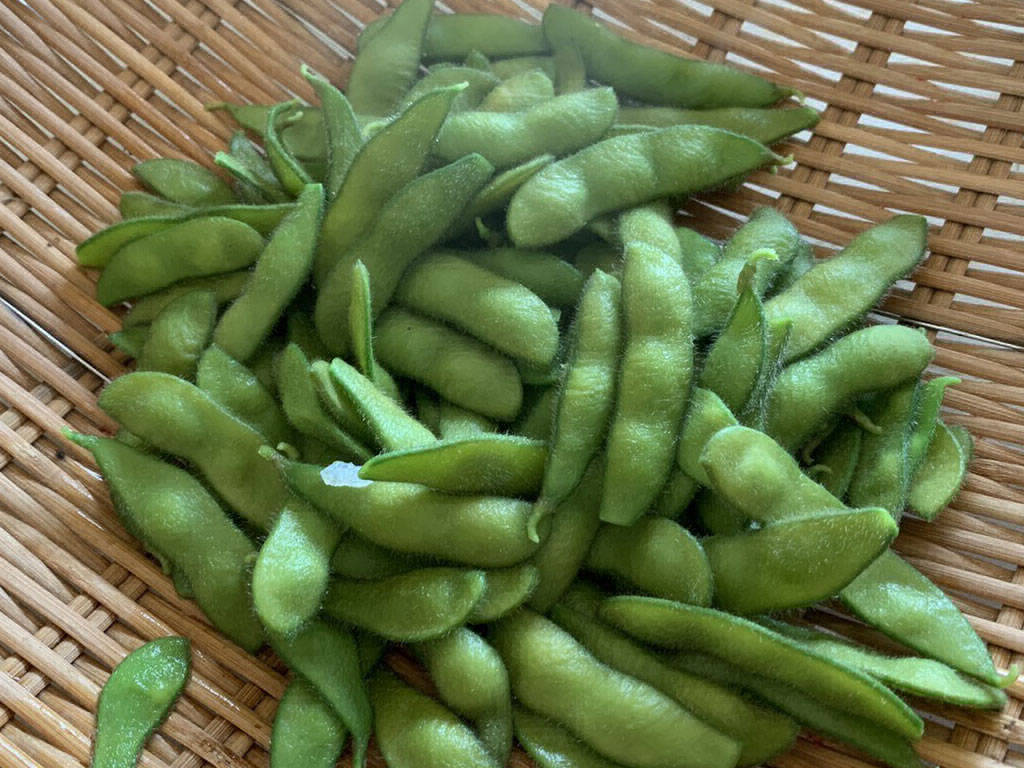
0;0;1022;766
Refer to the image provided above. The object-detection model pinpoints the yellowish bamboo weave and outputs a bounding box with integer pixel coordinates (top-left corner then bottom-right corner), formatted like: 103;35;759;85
0;0;1022;766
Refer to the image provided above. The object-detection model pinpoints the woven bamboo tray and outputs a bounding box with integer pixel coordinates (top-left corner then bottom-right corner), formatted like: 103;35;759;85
0;0;1022;766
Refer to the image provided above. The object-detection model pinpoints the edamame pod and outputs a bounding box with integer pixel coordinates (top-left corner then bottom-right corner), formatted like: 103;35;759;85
514;706;627;768
765;325;935;451
765;215;928;363
271;453;540;567
370;669;498;768
705;507;897;614
402;65;500;112
600;239;693;526
137;290;216;380
77;216;179;268
122;271;250;328
118;191;191;219
315;153;494;353
463;247;584;307
269;677;348;768
479;69;555;112
439;401;496;439
415;628;513;764
508;125;783;247
492;609;741;768
537;270;620;517
908;420;970;519
214;183;324;361
359;435;546;496
587;518;713;606
323;567;487;641
469;564;540;623
676;388;738;486
809;421;863;499
906;376;959;469
616;105;819;145
330;531;429;580
215;132;288;203
552;584;799;767
196;345;292;446
265;102;314;195
69;434;262;650
92;637;191;768
252;497;343;636
436;87;618;168
396;252;559;366
97;217;264;305
411;13;550;61
448;155;555;237
99;372;288;530
375;308;523;421
541;5;790;108
269;620;371;768
302;66;362;199
600;597;924;742
133;157;235;206
316;85;463;282
346;0;432;116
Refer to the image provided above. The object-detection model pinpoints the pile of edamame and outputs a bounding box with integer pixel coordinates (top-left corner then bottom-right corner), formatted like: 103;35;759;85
76;3;1006;768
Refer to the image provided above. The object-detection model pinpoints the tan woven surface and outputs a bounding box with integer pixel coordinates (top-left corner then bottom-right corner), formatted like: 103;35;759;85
0;0;1022;765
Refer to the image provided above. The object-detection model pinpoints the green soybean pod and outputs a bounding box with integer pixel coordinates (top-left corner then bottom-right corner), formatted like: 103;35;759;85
809;421;863;499
765;215;928;363
692;207;800;337
514;706;627;768
469;564;540;623
492;609;741;768
323;567;487;641
68;433;262;651
536;269;620;517
762;619;1006;710
448;155;555;237
436;88;617;169
765;324;935;451
670;652;924;768
508;125;782;248
600;240;692;526
375;308;523;422
109;326;148;359
699;264;768;414
348;260;378;382
439;401;497;439
316;85;463;283
529;459;604;612
302;66;362;199
196;345;292;446
315;154;494;353
770;238;815;296
542;5;790;107
308;360;378;447
675;226;721;283
415;628;513;764
347;0;432;116
359;435;545;496
214;183;323;361
397;252;559;367
271;453;540;567
552;585;799;767
847;381;922;518
463;247;584;307
97;217;264;306
617;105;819;145
908;420;970;520
617;202;682;264
99;372;287;530
269;619;371;768
252;496;344;636
330;531;429;580
700;425;845;523
136;290;216;380
479;69;555;112
119;191;192;219
491;55;557;80
705;507;897;614
124;272;250;328
675;388;739;485
209;101;273;135
265;102;314;195
77;216;179;268
92;637;191;768
651;468;699;520
600;597;924;742
215;132;288;204
328;358;434;450
278;344;372;462
402;66;500;113
133;158;235;206
194;201;297;236
269;677;347;768
371;669;498;768
906;376;959;470
587;518;713;606
574;241;621;279
423;13;549;60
